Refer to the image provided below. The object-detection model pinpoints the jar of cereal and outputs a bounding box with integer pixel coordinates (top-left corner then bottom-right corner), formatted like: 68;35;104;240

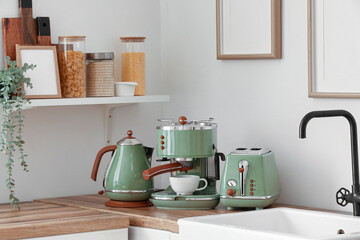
58;36;86;98
120;37;145;96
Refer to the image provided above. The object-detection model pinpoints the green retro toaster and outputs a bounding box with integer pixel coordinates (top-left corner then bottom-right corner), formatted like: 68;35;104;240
220;148;280;210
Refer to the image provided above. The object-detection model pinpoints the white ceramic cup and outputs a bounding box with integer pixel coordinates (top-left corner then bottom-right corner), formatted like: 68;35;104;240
169;175;208;195
114;82;138;97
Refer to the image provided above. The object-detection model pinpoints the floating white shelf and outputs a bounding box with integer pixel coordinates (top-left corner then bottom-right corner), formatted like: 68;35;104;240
21;95;170;145
23;95;170;109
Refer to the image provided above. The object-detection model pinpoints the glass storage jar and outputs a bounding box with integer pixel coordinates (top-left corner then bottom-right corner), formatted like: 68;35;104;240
58;36;86;98
86;52;114;97
120;37;145;96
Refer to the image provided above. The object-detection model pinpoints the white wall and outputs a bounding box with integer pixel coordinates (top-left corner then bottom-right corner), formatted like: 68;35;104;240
0;0;357;214
161;0;358;213
0;0;166;203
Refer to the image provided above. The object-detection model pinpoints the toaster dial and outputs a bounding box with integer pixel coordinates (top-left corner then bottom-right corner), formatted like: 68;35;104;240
227;179;237;187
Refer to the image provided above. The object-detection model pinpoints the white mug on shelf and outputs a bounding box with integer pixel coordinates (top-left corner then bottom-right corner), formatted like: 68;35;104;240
169;175;208;195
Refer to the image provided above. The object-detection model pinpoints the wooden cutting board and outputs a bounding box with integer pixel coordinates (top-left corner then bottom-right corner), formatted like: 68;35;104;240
36;17;51;45
2;0;38;61
19;0;37;45
0;201;129;240
2;18;37;61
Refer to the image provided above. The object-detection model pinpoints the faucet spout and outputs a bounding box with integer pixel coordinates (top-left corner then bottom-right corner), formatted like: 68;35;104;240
299;110;360;216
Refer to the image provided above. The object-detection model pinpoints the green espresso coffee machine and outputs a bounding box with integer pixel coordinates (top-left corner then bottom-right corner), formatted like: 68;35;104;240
143;116;225;209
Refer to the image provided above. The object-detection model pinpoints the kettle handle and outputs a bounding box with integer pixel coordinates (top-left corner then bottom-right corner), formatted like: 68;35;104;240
91;145;117;181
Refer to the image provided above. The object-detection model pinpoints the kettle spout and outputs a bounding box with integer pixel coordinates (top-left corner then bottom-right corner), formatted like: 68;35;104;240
144;146;154;164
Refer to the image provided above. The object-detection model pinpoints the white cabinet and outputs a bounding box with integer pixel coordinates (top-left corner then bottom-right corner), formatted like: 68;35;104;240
25;227;179;240
129;227;179;240
25;229;128;240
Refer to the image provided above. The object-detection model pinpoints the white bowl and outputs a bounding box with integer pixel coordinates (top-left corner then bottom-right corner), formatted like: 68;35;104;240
115;82;138;97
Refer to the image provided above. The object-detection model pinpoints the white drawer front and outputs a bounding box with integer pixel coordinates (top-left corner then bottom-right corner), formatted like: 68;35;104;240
25;228;128;240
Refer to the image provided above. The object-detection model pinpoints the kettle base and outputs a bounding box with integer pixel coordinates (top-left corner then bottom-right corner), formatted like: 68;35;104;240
105;199;153;208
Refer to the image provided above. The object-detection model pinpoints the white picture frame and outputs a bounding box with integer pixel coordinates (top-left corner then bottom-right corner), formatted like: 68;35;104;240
16;45;62;99
216;0;282;60
308;0;360;98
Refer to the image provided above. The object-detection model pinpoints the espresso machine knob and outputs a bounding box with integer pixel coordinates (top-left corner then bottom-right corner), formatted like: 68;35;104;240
178;116;187;125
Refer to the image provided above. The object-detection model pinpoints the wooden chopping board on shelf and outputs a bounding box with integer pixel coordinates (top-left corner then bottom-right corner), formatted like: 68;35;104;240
2;0;38;61
36;17;51;45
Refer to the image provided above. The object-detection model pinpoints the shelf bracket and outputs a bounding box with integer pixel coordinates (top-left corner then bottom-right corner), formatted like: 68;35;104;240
104;103;135;145
104;105;116;146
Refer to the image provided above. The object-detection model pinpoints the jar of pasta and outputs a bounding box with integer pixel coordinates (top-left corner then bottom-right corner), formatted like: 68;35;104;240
58;36;86;98
120;37;145;96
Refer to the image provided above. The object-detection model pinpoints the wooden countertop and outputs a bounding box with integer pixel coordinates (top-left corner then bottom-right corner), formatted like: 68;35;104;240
0;194;349;238
35;194;229;233
0;201;129;240
35;194;350;233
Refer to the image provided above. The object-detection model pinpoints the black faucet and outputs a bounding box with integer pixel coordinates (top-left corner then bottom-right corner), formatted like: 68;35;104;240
299;110;360;216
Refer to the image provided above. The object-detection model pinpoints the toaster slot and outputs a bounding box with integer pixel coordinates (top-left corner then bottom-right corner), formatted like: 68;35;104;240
239;160;249;196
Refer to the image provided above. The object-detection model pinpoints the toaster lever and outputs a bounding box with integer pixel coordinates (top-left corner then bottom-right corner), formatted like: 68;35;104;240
239;160;249;196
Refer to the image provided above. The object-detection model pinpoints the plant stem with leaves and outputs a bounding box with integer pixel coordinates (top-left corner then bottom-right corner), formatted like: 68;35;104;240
0;56;35;209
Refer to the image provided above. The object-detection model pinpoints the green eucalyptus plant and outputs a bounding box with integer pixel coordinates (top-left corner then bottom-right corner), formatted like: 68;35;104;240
0;56;35;209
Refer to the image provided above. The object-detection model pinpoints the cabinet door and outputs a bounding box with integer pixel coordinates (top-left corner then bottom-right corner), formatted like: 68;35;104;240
129;227;179;240
25;228;128;240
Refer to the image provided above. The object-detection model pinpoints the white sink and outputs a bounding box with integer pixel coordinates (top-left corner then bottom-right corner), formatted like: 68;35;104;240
178;208;360;240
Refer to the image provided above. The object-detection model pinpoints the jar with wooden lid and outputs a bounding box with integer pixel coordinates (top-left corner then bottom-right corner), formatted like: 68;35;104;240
86;52;114;97
58;36;86;98
120;37;145;96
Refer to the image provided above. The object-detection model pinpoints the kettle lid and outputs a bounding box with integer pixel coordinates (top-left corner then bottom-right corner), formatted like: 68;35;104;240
117;130;142;146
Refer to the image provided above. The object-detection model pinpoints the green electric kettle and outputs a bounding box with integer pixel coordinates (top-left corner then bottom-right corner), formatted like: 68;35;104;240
91;130;154;207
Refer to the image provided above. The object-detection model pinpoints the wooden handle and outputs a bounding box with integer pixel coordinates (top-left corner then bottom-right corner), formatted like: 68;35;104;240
19;0;37;44
91;145;117;181
36;17;51;45
37;35;51;45
142;163;193;180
